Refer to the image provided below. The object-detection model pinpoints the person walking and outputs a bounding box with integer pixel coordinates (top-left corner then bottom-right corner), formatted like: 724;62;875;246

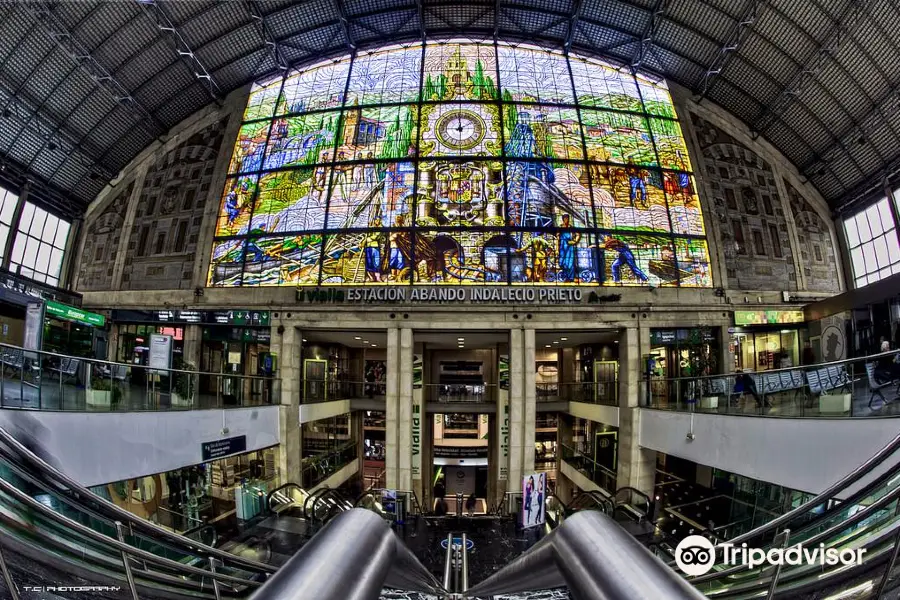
465;493;477;516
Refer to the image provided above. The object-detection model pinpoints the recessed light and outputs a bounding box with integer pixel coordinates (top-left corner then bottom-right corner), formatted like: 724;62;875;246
553;341;559;344
354;336;361;340
302;338;307;342
363;340;369;344
371;344;377;347
457;337;465;341
545;344;551;348
560;337;568;341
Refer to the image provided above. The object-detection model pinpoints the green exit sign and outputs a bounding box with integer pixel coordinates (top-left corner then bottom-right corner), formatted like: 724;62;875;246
45;301;106;327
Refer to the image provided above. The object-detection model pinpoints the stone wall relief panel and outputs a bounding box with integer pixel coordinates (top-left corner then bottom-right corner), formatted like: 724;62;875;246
122;119;227;290
785;179;840;294
76;181;134;291
689;114;797;291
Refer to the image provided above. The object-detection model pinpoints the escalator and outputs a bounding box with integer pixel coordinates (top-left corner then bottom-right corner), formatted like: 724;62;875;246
0;426;275;598
678;430;900;598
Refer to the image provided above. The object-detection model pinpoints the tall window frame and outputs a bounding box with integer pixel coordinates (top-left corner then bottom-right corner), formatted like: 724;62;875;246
8;201;71;287
843;195;900;288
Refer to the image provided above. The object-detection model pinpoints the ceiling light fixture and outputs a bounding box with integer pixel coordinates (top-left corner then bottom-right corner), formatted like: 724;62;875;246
545;344;551;348
354;336;361;340
302;338;307;342
458;337;465;341
371;344;377;347
560;337;568;341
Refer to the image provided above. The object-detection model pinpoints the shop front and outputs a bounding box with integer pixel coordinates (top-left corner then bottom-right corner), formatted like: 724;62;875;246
90;445;281;535
730;310;807;371
647;327;720;406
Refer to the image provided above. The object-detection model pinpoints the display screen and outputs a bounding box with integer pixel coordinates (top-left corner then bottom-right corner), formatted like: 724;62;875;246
209;41;711;288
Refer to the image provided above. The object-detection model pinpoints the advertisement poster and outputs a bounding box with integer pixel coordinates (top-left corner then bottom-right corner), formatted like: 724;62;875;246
148;334;173;371
24;302;43;351
522;472;546;529
497;354;509;481
411;390;422;479
413;354;423;389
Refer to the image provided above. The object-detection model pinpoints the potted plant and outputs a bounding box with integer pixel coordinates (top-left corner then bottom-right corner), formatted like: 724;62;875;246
88;378;124;409
172;362;196;407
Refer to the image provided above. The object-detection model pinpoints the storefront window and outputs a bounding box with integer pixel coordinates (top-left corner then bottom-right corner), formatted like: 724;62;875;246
89;446;280;534
731;329;800;371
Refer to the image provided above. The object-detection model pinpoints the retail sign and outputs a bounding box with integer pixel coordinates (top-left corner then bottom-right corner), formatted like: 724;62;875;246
111;309;269;326
296;286;610;305
201;435;247;461
45;301;106;327
734;310;804;326
411;401;421;479
497;378;509;481
434;445;489;459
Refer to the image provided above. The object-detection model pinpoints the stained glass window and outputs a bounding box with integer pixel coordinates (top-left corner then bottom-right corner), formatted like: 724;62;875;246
208;41;711;288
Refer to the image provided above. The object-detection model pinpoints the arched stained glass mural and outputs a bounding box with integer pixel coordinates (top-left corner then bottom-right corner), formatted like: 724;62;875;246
209;41;711;287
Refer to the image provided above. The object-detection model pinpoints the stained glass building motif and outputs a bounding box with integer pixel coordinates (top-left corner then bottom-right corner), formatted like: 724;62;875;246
209;41;711;288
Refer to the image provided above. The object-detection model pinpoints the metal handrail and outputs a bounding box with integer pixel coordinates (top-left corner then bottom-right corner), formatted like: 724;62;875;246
0;475;262;589
0;426;275;574
642;348;900;385
0;341;276;381
267;482;306;511
724;428;900;547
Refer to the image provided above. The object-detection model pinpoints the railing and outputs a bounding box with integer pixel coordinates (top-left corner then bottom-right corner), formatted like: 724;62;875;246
301;380;384;403
560;443;617;494
301;441;357;489
644;349;900;418
536;381;617;405
424;383;498;403
0;425;274;598
0;342;277;412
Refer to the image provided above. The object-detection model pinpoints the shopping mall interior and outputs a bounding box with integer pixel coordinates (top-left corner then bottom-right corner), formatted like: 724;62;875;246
1;1;900;598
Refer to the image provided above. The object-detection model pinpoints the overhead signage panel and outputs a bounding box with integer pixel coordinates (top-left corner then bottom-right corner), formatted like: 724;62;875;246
296;287;624;305
734;310;805;326
45;300;106;327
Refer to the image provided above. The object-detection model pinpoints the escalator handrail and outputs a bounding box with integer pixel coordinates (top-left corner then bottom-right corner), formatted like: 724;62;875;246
311;488;350;522
544;493;569;513
303;486;332;517
722;428;900;546
0;474;264;589
615;486;652;513
0;426;276;574
690;478;900;585
267;482;306;511
569;490;614;515
182;523;218;548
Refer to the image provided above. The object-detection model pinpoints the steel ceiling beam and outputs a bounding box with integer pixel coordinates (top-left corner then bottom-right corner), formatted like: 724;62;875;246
22;1;166;139
243;0;289;73
753;0;871;135
0;80;113;180
331;0;356;50
563;0;584;50
134;0;222;104
631;0;667;71
695;0;765;100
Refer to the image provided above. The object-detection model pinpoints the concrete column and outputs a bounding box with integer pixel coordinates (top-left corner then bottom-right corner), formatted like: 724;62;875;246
556;412;574;503
398;327;414;491
523;328;536;476
385;327;400;489
718;324;733;374
106;324;120;362
508;328;525;487
181;325;201;369
616;327;655;496
272;324;301;485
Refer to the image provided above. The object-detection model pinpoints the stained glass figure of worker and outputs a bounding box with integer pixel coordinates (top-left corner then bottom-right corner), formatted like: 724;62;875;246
603;237;648;283
558;215;581;282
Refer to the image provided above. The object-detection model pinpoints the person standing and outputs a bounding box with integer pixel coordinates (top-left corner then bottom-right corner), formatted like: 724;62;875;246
557;215;581;282
465;493;477;516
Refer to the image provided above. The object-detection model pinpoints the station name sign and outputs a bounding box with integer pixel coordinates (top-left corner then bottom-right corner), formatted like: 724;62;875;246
296;287;622;305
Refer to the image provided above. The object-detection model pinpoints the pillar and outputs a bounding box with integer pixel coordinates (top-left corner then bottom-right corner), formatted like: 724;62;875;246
398;328;413;491
508;328;536;487
385;327;400;489
556;412;575;503
508;328;525;488
616;327;655;496
182;325;201;369
106;324;120;362
718;324;733;374
272;323;301;485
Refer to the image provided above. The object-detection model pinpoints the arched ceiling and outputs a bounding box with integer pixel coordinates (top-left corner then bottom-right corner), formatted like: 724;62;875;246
1;0;899;220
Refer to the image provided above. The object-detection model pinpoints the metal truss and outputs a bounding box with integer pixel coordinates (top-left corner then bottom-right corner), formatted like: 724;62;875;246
244;0;289;73
563;0;584;50
631;0;667;71
753;0;872;134
694;0;765;99
332;0;356;50
22;1;166;140
0;80;114;181
134;0;222;104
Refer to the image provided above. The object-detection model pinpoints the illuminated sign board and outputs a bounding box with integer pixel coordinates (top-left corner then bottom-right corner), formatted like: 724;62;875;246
296;287;623;305
734;310;805;326
45;301;106;327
